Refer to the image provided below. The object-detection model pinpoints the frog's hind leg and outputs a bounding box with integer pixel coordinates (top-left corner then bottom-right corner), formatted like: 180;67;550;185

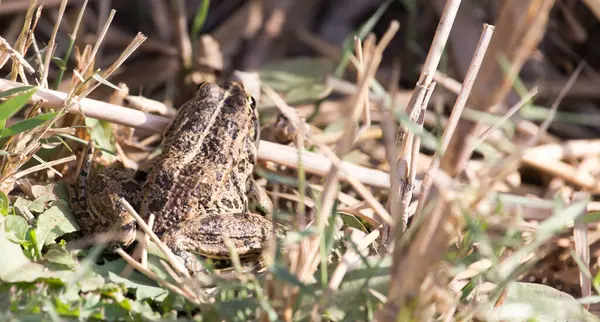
161;212;273;276
69;140;140;248
86;165;142;248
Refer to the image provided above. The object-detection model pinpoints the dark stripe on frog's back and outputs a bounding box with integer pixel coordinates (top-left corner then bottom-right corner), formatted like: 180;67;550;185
170;88;254;210
143;82;256;235
141;83;227;234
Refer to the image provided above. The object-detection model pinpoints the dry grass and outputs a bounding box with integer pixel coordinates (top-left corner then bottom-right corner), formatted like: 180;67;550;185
0;0;599;321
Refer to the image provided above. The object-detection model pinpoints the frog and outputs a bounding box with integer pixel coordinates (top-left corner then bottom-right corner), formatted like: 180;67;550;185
69;81;274;275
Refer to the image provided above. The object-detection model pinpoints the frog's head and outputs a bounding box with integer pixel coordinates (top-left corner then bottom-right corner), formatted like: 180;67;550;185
220;81;260;144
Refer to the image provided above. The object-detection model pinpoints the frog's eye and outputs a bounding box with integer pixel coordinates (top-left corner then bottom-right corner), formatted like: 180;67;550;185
196;82;208;91
249;96;257;110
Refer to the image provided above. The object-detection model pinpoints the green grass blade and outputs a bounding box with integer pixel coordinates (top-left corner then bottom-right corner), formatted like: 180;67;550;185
0;87;37;130
334;0;394;76
0;112;58;139
0;86;35;100
191;0;210;42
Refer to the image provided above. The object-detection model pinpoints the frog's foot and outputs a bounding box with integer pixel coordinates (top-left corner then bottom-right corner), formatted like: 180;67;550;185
161;212;273;276
162;236;210;276
247;179;273;218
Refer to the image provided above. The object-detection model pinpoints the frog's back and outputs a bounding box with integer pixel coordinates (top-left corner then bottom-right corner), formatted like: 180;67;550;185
140;82;258;235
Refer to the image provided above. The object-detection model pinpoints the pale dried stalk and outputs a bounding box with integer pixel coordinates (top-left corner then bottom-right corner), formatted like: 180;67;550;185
80;32;147;98
262;86;392;225
0;37;34;72
118;197;190;278
141;213;155;268
572;192;591;309
116;249;200;304
402;82;436;230
414;24;495;221
464;87;539;164
391;0;464;237
0;79;395;189
77;9;115;89
41;0;67;88
521;155;600;191
353;37;372;139
9;0;37;83
301;22;399;283
327;230;380;292
171;0;193;69
14;155;75;179
432;70;557;144
524;139;600;160
473;62;585;206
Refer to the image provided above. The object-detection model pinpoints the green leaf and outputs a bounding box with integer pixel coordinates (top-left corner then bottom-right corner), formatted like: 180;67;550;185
14;196;43;214
0;112;58;139
0;86;35;100
93;257;169;301
339;213;369;232
270;263;308;291
0;87;37;127
0;216;69;282
44;244;77;269
51;56;66;69
485;282;599;322
35;205;79;253
0;191;9;216
85;118;117;162
5;215;29;243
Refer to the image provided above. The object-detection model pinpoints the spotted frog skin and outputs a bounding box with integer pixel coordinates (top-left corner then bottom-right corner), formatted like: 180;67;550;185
69;81;273;275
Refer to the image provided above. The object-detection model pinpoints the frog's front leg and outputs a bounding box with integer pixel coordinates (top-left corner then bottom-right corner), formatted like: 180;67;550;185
247;178;273;219
69;141;142;249
161;212;273;275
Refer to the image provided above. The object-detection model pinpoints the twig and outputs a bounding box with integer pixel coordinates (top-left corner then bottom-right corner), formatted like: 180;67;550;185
115;248;200;304
0;78;396;189
41;0;67;88
414;24;495;221
141;214;155;268
464;87;538;165
118;197;190;278
262;85;392;225
304;21;399;283
14;155;75;179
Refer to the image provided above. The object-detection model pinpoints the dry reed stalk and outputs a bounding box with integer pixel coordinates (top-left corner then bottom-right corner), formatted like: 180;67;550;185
76;10;115;93
390;0;463;237
377;171;459;320
442;0;556;176
9;0;37;84
413;23;494;222
301;22;399;288
379;10;498;322
465;87;538;159
0;78;395;190
572;192;591;309
14;155;75;179
40;0;67;88
432;70;558;145
472;62;584;207
116;249;201;304
118;197;190;278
